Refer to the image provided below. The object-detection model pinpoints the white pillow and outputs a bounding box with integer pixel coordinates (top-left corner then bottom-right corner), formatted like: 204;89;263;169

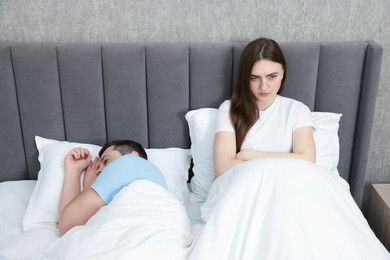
312;112;342;175
146;148;191;205
185;108;342;202
185;108;218;202
23;136;101;231
23;136;191;231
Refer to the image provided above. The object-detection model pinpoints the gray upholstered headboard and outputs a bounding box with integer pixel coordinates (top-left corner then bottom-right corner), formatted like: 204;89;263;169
0;41;383;207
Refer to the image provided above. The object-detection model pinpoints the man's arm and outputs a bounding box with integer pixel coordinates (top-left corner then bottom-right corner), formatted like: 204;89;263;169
58;188;105;236
58;154;145;235
58;147;99;236
59;147;92;215
59;166;83;218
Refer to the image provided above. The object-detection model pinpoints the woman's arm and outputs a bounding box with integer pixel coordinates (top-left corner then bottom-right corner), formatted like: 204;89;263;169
213;131;245;177
236;126;316;163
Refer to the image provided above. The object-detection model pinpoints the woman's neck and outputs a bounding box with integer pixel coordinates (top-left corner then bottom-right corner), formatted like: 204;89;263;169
257;95;278;111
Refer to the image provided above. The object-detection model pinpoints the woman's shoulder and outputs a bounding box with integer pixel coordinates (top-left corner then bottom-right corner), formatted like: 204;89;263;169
278;96;310;110
277;96;312;122
218;100;231;111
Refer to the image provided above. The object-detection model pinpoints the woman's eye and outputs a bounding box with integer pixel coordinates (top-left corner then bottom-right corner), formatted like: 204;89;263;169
250;76;258;81
268;75;277;80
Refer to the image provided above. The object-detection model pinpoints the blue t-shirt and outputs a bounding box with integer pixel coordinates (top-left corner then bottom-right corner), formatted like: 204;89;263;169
91;155;167;204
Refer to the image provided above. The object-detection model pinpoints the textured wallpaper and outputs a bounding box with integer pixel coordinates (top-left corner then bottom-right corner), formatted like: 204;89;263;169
1;0;389;210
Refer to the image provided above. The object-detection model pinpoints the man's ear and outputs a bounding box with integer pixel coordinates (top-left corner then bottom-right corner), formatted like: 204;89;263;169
130;151;140;157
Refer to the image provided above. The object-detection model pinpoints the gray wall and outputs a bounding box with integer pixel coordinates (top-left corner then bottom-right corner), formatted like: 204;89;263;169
1;0;389;212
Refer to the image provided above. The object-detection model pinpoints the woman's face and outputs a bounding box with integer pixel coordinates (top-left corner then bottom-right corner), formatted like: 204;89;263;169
249;59;284;110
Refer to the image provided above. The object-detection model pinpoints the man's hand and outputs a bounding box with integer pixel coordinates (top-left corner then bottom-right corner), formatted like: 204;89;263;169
59;147;92;221
64;147;92;175
83;157;102;189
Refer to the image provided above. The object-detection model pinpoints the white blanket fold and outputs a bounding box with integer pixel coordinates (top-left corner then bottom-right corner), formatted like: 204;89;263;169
44;180;192;260
189;158;390;260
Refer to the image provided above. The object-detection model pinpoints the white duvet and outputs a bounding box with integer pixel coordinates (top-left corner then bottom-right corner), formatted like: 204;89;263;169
189;158;390;260
1;159;389;260
44;180;192;260
0;180;192;260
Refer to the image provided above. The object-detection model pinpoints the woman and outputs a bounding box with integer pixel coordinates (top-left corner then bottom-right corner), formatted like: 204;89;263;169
189;38;389;260
214;38;316;177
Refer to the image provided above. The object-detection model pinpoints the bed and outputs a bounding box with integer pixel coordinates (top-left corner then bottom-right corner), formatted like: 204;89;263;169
0;41;388;259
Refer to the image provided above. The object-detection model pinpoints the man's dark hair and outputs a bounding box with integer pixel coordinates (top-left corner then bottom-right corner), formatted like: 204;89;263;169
99;140;147;159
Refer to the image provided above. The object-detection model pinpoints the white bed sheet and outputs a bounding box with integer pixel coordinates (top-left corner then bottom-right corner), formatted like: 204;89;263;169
0;180;36;249
0;180;59;260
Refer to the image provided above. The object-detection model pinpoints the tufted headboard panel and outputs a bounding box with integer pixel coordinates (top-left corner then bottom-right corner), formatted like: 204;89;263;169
0;41;383;207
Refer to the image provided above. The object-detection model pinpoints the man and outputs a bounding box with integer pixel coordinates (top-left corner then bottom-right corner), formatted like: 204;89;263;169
58;140;167;235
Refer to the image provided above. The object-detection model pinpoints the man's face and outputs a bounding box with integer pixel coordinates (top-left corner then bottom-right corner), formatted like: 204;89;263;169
99;146;122;169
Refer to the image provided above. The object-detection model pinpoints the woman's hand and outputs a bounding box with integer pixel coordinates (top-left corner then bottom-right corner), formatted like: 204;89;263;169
236;150;262;161
236;126;316;163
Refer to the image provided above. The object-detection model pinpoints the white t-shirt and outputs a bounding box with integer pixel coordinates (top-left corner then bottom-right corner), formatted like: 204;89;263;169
215;95;313;153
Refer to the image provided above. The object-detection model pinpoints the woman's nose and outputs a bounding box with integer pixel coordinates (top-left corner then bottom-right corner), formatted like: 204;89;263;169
259;79;267;91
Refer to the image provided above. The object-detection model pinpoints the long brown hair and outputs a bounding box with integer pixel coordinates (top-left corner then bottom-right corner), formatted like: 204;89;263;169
230;38;287;152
